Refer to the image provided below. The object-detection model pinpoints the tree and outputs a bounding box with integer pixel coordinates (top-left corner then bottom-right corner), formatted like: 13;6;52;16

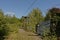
21;8;44;32
0;9;21;40
44;11;51;21
0;10;9;40
45;7;60;40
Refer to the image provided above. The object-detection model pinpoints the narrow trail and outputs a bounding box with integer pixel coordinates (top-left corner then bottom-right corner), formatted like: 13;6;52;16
18;29;42;40
5;29;42;40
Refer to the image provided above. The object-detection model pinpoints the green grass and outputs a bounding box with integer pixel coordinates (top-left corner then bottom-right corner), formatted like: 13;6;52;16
43;35;57;40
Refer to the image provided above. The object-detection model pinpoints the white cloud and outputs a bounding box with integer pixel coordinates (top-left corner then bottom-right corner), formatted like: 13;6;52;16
4;12;15;16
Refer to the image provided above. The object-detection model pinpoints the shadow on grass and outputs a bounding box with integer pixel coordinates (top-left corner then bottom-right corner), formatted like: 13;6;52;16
28;34;38;36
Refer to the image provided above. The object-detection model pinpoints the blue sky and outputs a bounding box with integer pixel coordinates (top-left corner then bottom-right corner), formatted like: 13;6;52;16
0;0;60;18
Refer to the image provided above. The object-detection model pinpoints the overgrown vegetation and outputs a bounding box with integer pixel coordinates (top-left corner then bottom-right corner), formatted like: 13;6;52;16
44;8;60;40
0;9;21;40
0;7;60;40
20;8;44;32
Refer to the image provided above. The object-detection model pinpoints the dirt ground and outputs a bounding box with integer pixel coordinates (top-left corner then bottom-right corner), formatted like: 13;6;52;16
5;29;42;40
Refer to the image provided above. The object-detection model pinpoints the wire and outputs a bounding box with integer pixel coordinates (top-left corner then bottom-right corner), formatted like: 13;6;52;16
51;3;60;7
25;0;37;14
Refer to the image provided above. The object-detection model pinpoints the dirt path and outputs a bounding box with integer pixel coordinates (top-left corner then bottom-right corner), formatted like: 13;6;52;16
5;29;42;40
